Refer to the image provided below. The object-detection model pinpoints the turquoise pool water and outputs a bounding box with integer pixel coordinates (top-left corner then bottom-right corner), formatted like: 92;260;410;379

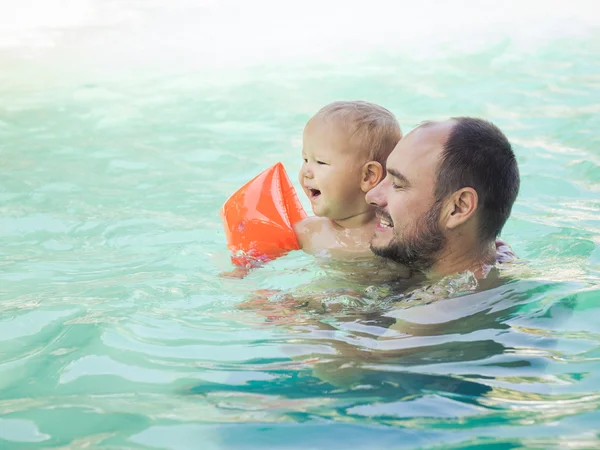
1;1;600;448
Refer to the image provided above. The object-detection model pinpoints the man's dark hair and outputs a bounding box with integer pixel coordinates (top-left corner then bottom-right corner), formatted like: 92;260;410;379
434;117;520;241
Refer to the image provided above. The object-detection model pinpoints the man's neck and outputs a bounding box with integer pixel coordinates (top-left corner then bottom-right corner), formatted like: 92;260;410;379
426;241;496;280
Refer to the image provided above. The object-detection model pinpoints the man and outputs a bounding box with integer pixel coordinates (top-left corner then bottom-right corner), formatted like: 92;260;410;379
366;117;520;279
234;118;520;389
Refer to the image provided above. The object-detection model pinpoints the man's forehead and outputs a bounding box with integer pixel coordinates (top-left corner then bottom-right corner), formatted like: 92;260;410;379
387;120;454;176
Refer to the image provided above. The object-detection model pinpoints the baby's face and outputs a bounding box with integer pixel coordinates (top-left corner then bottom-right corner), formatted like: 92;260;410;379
298;119;369;220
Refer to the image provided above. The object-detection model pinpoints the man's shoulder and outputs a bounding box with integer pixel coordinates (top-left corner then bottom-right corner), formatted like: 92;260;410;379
495;238;518;263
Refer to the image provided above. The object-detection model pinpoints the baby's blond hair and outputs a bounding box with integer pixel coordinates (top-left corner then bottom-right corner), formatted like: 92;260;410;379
311;101;402;168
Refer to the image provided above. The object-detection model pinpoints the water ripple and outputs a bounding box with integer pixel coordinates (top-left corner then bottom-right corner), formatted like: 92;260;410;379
1;17;599;448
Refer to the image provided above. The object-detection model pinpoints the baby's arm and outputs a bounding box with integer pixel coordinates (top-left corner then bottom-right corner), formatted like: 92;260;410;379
220;217;319;278
293;216;330;253
293;218;309;250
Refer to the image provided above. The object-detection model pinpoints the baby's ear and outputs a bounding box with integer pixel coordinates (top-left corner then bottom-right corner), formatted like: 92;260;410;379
360;161;383;193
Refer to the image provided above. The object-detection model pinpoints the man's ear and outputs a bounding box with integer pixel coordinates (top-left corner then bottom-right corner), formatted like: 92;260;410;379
360;161;383;193
441;187;479;229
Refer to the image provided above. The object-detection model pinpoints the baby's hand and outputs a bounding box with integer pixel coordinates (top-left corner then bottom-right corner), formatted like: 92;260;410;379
219;267;251;279
236;289;305;324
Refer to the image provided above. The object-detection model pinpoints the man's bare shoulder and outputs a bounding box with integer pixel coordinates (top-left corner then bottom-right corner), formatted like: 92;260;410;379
495;238;518;263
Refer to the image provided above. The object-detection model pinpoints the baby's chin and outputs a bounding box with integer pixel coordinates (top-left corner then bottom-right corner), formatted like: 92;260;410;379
310;203;327;217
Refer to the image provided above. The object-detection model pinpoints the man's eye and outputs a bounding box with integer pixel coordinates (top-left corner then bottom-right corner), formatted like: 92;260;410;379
392;182;404;189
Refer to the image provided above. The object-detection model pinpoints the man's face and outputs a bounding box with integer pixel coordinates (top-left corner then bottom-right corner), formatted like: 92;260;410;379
365;122;453;271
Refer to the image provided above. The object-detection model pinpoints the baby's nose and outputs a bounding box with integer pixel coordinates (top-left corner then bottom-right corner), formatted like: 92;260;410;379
302;166;314;179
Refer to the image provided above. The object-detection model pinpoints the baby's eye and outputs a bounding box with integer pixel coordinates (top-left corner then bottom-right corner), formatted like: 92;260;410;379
302;158;308;163
317;160;327;165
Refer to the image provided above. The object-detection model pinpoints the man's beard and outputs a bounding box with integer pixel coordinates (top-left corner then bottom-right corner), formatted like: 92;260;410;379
370;201;446;272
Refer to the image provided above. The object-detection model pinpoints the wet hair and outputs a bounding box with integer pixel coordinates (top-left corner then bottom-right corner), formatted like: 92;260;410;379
311;101;402;168
433;117;520;241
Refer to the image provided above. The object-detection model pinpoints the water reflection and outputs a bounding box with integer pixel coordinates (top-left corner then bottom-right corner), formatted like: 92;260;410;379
190;272;594;437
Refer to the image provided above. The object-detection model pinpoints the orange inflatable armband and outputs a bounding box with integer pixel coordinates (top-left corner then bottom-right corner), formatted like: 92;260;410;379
221;163;307;267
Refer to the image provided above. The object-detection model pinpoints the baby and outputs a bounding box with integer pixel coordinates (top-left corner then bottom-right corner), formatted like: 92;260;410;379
294;101;403;261
222;100;405;280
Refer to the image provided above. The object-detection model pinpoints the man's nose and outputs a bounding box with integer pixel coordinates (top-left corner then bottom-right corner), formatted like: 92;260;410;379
366;179;387;206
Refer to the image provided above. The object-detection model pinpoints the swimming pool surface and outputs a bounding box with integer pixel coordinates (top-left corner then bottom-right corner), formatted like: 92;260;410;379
1;1;599;448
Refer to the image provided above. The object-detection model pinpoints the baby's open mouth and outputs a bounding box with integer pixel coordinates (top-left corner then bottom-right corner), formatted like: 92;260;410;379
308;188;321;198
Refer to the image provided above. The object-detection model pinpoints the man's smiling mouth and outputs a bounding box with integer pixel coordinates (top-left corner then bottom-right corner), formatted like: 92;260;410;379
376;209;394;228
379;217;393;228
